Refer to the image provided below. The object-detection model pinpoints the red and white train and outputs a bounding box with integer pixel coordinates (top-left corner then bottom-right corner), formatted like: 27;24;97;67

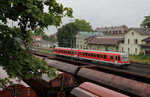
53;47;130;67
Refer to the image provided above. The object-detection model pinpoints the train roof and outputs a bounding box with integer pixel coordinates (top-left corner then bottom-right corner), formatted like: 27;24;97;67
54;47;128;55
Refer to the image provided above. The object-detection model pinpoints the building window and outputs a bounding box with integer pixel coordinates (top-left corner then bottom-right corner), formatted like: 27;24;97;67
122;47;124;52
128;39;130;44
132;32;134;35
128;48;130;53
80;45;82;49
135;48;137;53
134;39;138;44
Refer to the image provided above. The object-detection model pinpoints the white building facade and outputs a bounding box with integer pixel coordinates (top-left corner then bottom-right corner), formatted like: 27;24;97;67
119;28;150;55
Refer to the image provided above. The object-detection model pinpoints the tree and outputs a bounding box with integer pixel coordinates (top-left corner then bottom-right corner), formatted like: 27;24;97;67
0;0;72;88
57;23;78;47
141;15;150;28
34;28;45;36
57;19;93;47
74;19;93;32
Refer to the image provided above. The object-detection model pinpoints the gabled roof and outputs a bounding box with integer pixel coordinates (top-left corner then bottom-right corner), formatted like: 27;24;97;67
87;36;123;46
128;28;150;35
142;37;150;42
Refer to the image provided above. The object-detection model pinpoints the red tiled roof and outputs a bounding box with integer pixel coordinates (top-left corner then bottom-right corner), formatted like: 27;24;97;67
142;37;150;41
128;28;150;35
87;37;123;46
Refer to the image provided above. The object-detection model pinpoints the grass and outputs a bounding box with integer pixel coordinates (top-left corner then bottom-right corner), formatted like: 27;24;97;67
39;49;53;55
32;46;53;55
130;55;150;64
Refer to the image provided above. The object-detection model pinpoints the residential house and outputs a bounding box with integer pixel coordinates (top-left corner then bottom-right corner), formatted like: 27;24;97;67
76;32;104;49
87;35;124;52
119;28;150;55
95;25;128;35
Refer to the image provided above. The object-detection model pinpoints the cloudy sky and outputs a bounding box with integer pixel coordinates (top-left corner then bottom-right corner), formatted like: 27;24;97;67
45;0;150;35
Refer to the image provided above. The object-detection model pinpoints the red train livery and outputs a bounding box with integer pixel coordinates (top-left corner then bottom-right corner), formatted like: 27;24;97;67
53;47;130;67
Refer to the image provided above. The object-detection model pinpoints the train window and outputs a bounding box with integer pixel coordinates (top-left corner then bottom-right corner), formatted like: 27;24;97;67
94;54;96;57
68;51;69;54
80;52;82;55
91;53;93;57
104;55;107;59
110;56;114;60
101;54;103;58
83;53;85;56
97;54;99;58
75;51;77;55
118;56;120;61
88;53;90;57
85;53;87;56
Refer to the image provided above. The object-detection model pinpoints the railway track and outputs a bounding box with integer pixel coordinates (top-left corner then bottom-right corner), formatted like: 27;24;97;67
30;50;150;83
30;51;150;97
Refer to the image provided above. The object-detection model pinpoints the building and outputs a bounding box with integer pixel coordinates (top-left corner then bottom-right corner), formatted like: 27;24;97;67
32;35;42;41
119;28;150;55
76;32;104;49
95;25;128;35
87;35;124;52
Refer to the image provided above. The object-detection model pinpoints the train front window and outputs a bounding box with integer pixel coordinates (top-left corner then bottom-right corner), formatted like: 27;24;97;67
121;54;129;61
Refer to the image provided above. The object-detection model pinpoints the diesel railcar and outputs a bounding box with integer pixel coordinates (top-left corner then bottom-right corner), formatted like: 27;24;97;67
54;47;130;67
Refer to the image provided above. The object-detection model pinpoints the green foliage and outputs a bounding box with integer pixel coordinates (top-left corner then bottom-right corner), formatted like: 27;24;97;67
141;15;150;28
34;28;45;36
0;0;72;87
57;23;78;47
74;19;93;32
0;77;13;89
33;28;57;42
57;19;93;47
130;55;150;63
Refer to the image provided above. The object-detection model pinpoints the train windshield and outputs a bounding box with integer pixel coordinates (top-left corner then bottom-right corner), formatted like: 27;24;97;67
121;54;129;61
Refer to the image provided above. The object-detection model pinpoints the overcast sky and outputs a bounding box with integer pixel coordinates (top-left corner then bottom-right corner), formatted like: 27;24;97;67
46;0;150;35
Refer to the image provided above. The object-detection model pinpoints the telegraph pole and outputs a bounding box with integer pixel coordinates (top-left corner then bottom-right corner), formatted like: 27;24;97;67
69;19;74;60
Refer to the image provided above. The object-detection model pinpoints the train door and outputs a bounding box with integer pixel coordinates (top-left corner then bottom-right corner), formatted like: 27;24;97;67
115;56;118;63
74;51;77;57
